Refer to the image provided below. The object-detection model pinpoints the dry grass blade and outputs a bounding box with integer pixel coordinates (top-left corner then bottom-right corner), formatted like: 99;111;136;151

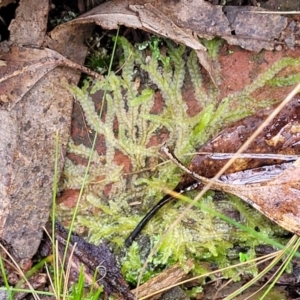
0;243;40;300
136;250;280;300
44;262;55;299
251;11;300;14
63;244;77;300
42;227;61;299
223;235;300;300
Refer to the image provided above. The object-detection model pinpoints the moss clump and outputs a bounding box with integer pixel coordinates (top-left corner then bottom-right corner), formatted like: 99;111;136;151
59;36;300;284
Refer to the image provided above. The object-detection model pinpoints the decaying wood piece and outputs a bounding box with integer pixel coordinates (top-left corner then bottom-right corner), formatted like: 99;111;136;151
42;222;135;300
0;0;94;260
130;259;194;300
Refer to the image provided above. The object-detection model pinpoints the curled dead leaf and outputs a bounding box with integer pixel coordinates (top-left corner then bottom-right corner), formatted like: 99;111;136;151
70;0;222;85
163;146;300;237
0;0;97;260
0;47;101;110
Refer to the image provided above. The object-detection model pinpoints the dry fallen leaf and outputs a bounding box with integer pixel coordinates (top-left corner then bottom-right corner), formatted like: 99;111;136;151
186;97;300;180
128;3;206;51
0;47;100;111
163;147;300;237
71;0;219;84
206;160;300;235
0;0;95;260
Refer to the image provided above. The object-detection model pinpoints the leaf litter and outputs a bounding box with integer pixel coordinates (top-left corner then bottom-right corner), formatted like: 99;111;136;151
162;144;300;239
1;0;300;298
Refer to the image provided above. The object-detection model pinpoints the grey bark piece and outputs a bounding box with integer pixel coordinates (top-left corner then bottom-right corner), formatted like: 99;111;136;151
223;6;288;51
162;0;231;37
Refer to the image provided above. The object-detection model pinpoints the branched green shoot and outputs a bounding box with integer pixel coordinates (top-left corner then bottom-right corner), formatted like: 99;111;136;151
59;35;300;285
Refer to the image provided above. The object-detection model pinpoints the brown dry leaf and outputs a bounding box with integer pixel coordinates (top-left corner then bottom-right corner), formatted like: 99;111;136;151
172;98;300;235
161;143;300;236
70;0;219;84
0;46;100;111
128;3;206;51
0;0;95;260
130;259;194;300
185;97;300;180
74;0;142;29
196;158;300;236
